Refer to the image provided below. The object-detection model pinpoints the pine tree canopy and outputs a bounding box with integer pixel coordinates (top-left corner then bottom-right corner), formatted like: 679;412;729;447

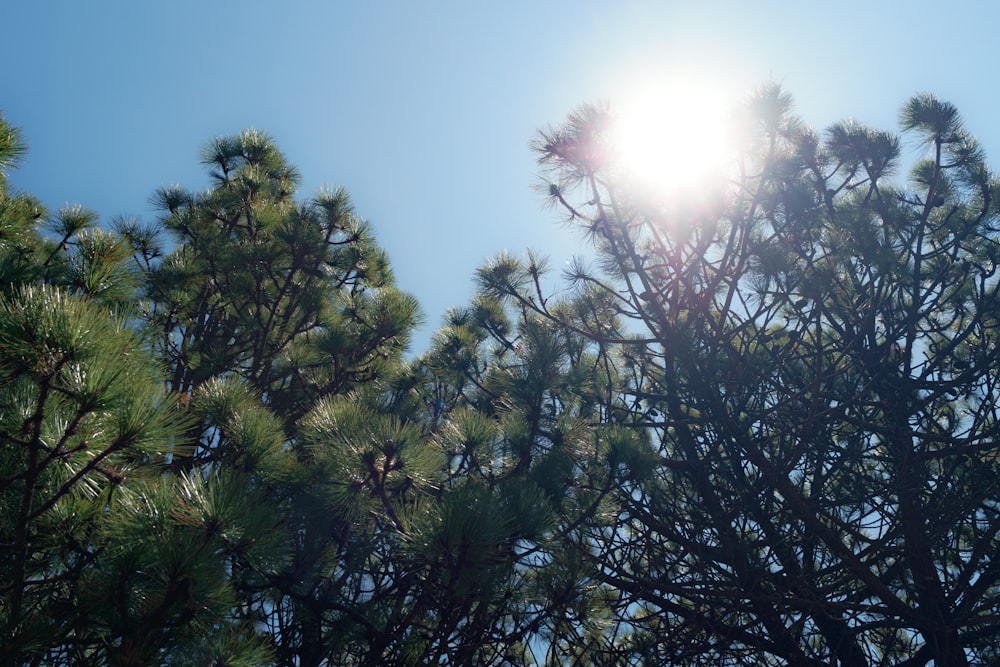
5;86;1000;665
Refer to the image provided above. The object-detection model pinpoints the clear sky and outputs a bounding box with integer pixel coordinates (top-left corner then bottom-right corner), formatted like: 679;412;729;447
4;1;998;353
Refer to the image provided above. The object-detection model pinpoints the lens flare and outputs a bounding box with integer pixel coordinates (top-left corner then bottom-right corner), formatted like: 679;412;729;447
614;81;731;191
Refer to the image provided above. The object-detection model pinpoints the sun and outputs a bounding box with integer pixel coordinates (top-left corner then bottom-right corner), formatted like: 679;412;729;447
613;80;731;192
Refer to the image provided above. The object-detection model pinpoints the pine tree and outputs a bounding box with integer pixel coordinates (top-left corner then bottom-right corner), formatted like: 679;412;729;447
11;82;1000;666
137;129;431;665
0;112;242;664
1;118;340;665
476;86;1000;665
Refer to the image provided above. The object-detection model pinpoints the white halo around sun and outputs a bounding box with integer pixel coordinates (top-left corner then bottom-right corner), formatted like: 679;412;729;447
613;80;732;192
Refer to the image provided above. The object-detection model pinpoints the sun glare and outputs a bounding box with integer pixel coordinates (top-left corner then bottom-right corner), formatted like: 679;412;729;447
614;81;731;192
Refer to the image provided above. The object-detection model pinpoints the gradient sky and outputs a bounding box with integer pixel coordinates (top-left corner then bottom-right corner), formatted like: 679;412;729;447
4;1;999;353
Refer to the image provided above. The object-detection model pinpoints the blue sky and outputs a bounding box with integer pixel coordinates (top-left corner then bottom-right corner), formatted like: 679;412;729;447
3;1;998;353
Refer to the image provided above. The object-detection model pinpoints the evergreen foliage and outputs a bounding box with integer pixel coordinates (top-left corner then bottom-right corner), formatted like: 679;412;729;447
5;85;1000;666
474;84;1000;665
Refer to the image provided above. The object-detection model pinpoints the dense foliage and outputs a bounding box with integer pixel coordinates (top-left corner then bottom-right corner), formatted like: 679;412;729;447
476;86;1000;665
4;85;1000;665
